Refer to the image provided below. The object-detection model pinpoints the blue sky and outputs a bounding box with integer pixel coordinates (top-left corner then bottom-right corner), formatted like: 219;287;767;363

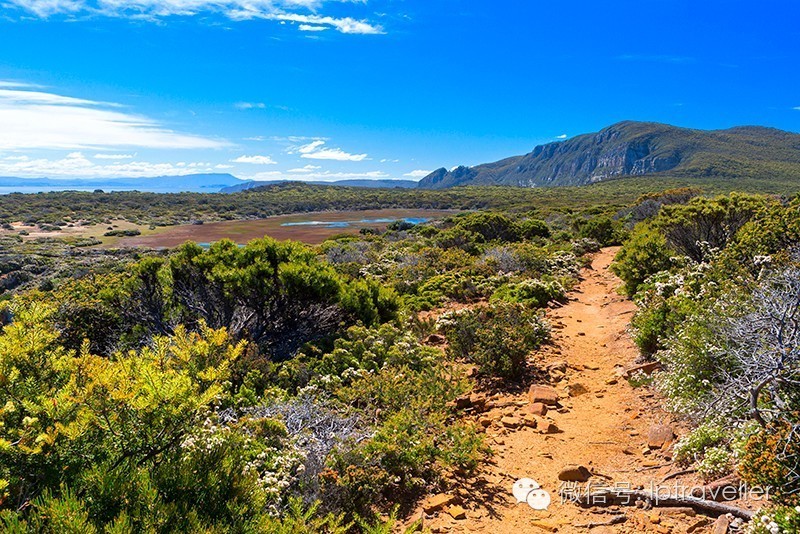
0;0;798;182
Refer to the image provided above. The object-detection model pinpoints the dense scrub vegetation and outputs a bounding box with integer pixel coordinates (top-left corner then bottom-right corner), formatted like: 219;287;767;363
0;204;610;531
612;192;800;530
1;171;800;228
3;179;800;530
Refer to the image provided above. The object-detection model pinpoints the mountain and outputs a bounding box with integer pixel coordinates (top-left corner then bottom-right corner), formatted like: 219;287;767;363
219;179;418;193
0;174;243;193
418;121;800;189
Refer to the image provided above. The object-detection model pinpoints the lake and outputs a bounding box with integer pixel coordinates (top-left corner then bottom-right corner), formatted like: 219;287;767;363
113;209;460;248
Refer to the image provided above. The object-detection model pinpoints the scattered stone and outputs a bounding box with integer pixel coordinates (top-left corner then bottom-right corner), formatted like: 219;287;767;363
522;415;538;428
584;364;600;371
660;507;696;517
528;385;560;406
423;494;455;514
605;377;618;385
647;425;675;449
649;511;661;524
623;361;662;379
558;465;593;482
540;421;560;434
531;519;560;532
529;402;548;416
568;383;590;397
548;361;568;373
452;395;471;410
478;416;493;428
501;416;521;429
686;518;711;532
447;505;466;520
469;393;487;411
712;514;731;534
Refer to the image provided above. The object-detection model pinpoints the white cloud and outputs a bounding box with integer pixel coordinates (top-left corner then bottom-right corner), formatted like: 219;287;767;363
0;83;227;150
555;134;567;139
298;24;327;31
403;169;431;178
94;153;134;159
295;139;367;161
8;1;384;34
287;164;321;173
0;151;218;178
231;155;277;165
794;106;800;111
235;102;266;110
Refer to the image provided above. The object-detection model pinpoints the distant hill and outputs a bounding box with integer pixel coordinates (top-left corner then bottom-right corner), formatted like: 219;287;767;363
0;173;243;193
220;179;418;193
418;121;800;189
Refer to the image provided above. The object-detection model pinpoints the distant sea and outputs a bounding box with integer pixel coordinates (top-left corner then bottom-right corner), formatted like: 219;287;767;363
0;186;106;194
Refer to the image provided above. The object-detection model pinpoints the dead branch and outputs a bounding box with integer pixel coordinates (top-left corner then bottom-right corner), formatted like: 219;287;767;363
574;514;627;528
560;487;754;520
659;468;697;484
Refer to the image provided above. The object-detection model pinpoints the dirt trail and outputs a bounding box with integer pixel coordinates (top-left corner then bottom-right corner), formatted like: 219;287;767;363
421;247;712;533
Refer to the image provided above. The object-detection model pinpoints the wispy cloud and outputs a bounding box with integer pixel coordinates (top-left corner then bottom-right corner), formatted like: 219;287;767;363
294;139;368;161
94;153;135;159
8;0;384;34
234;102;266;110
555;134;567;139
0;152;217;178
231;154;277;165
287;164;321;173
298;24;327;32
794;106;800;111
0;82;227;150
403;169;431;178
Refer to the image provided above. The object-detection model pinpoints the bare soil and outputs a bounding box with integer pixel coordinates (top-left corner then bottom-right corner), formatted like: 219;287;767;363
415;247;758;533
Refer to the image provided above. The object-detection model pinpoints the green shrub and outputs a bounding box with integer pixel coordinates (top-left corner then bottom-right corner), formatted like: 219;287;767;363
673;423;727;466
611;223;673;297
578;215;623;246
440;303;550;380
490;279;566;308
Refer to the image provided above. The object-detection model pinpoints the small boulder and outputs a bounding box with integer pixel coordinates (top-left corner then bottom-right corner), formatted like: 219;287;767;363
540;421;560;434
447;505;466;520
469;393;487;411
423;493;455;514
528;402;548;416
623;361;662;379
501;416;521;429
528;385;559;405
558;465;592;482
712;514;731;534
647;425;675;449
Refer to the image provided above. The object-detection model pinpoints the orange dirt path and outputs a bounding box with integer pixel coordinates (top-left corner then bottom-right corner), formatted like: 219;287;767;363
419;247;725;533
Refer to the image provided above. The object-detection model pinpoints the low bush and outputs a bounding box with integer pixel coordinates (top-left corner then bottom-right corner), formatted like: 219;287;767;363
490;279;566;308
439;303;550;380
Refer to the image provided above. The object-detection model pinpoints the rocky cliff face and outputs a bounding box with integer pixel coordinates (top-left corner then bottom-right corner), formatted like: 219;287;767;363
417;121;800;189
